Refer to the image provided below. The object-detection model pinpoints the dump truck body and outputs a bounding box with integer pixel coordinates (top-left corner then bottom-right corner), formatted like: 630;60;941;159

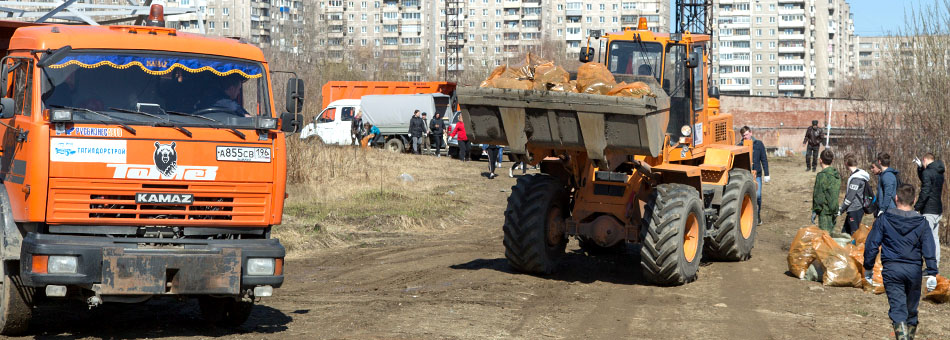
460;26;756;286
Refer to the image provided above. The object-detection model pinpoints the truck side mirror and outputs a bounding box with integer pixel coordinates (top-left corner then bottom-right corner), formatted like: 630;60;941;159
579;47;594;63
686;51;701;68
280;112;299;133
709;86;720;99
0;98;13;119
285;78;305;114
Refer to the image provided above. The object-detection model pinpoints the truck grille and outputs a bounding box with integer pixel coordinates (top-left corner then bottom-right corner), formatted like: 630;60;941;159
48;179;271;226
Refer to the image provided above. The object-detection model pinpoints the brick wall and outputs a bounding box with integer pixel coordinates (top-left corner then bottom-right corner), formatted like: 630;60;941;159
719;96;868;153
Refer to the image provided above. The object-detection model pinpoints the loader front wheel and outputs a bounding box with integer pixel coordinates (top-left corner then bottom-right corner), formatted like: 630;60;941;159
705;169;757;261
640;184;705;286
503;174;569;274
0;262;32;336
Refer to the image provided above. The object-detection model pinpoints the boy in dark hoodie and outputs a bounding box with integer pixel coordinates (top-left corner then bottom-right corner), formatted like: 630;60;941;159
876;153;900;217
914;152;944;267
812;149;840;232
864;184;939;340
839;153;870;235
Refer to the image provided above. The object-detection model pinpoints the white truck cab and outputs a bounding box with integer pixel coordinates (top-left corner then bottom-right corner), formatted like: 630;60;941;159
300;99;360;144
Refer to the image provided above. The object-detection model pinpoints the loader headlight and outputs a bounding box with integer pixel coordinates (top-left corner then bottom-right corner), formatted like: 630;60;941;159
247;258;276;276
680;125;692;137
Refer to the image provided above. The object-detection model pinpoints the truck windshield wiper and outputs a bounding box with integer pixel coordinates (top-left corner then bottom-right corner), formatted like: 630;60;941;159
49;105;137;135
110;107;193;137
166;111;246;139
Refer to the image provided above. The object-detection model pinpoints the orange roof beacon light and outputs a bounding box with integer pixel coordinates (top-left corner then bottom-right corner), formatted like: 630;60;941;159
637;17;648;30
146;0;165;27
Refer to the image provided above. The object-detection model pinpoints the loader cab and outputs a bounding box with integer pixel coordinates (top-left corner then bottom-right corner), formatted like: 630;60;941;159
585;25;711;151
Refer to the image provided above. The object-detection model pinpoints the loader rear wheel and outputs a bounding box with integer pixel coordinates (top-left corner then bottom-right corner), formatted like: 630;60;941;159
705;169;758;261
199;296;253;328
640;184;705;286
503;174;568;274
0;262;32;335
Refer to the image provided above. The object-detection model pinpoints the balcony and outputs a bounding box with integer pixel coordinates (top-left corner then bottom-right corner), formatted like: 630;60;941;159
779;58;805;65
719;46;751;53
566;9;582;16
779;33;805;41
778;8;805;15
720;84;751;91
778;70;805;78
718;59;751;66
778;19;805;28
778;84;805;91
719;34;751;41
722;22;750;29
504;14;520;21
778;46;805;53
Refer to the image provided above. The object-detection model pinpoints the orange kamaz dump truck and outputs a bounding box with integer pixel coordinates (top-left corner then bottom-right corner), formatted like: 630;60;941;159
0;10;303;334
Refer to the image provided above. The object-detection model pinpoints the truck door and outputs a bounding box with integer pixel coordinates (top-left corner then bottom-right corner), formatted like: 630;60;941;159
0;58;35;220
337;106;356;145
315;107;336;143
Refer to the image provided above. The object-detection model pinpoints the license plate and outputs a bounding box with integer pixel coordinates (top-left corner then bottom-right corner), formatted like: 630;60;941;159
216;146;271;162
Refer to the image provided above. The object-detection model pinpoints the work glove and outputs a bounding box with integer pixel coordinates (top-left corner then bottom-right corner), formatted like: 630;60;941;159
865;272;874;286
810;212;817;224
913;157;922;168
875;210;884;218
926;276;937;292
764;176;771;183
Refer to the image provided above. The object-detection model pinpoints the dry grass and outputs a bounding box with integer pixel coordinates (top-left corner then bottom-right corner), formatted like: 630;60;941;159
276;137;474;258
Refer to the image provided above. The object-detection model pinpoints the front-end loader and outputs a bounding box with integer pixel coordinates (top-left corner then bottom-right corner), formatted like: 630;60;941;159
458;20;757;285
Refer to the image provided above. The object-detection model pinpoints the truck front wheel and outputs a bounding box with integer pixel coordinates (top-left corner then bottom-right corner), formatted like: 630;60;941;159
199;296;253;328
0;262;32;335
385;138;404;153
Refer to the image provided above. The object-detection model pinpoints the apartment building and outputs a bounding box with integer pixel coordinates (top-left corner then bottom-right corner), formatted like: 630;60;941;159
712;0;855;98
855;36;890;79
166;0;304;49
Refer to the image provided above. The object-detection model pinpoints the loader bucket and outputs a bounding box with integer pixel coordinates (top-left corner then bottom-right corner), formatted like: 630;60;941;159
457;83;670;162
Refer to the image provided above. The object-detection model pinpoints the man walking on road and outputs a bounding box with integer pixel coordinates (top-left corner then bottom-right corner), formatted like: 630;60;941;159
864;184;939;340
803;120;824;172
839;153;871;235
429;112;446;157
739;126;769;224
409;110;427;155
812;149;840;233
914;152;944;267
876;153;900;217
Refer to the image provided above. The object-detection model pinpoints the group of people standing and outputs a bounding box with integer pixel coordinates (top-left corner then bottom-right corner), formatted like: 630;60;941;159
409;110;452;157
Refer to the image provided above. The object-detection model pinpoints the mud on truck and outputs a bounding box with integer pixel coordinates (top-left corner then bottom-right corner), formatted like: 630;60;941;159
459;22;758;286
0;11;303;335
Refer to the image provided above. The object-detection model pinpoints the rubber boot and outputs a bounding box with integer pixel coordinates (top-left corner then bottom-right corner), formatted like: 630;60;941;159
894;322;908;340
907;324;917;340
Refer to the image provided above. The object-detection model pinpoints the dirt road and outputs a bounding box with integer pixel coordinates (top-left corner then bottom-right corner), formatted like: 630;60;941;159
19;155;950;339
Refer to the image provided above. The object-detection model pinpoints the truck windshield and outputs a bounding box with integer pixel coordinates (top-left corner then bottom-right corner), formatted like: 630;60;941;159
41;52;269;128
607;41;663;83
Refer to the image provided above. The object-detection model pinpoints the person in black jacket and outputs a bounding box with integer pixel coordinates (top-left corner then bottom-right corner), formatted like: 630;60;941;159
913;152;945;267
739;126;769;224
409;110;427;154
802;120;824;172
864;184;939;340
429;112;446;157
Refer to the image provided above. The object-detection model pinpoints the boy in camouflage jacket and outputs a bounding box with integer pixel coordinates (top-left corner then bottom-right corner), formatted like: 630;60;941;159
813;149;841;232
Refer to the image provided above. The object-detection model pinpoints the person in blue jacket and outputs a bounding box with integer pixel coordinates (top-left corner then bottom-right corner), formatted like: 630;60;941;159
739;126;769;224
875;153;900;217
863;184;939;340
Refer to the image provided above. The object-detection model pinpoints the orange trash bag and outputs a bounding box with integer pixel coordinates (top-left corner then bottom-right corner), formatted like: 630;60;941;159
860;253;885;294
479;65;507;88
814;234;863;287
607;81;656;98
924;275;950;303
533;62;571;91
576;62;617;95
787;226;825;279
851;224;872;245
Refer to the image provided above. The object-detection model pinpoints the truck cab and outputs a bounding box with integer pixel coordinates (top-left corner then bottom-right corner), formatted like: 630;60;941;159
0;20;303;334
300;99;359;144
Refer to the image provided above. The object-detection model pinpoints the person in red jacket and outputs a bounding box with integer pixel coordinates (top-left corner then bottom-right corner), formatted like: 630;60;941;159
449;114;470;161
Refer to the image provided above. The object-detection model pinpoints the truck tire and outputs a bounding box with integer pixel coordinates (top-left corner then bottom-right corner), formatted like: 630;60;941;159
0;262;32;335
704;169;757;261
503;174;568;274
640;184;705;286
199;296;253;328
385;138;404;153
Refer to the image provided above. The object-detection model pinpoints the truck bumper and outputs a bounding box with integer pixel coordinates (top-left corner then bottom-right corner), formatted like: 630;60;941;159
20;233;284;296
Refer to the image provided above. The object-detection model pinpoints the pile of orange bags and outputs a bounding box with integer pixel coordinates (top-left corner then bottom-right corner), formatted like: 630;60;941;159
480;53;655;99
787;225;884;292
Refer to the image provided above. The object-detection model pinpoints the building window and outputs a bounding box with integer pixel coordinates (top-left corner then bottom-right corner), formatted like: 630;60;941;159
223;21;229;28
223;8;229;15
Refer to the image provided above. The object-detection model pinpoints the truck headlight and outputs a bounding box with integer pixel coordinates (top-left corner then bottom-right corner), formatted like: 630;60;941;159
48;255;78;274
257;117;278;130
247;258;276;276
51;109;73;122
